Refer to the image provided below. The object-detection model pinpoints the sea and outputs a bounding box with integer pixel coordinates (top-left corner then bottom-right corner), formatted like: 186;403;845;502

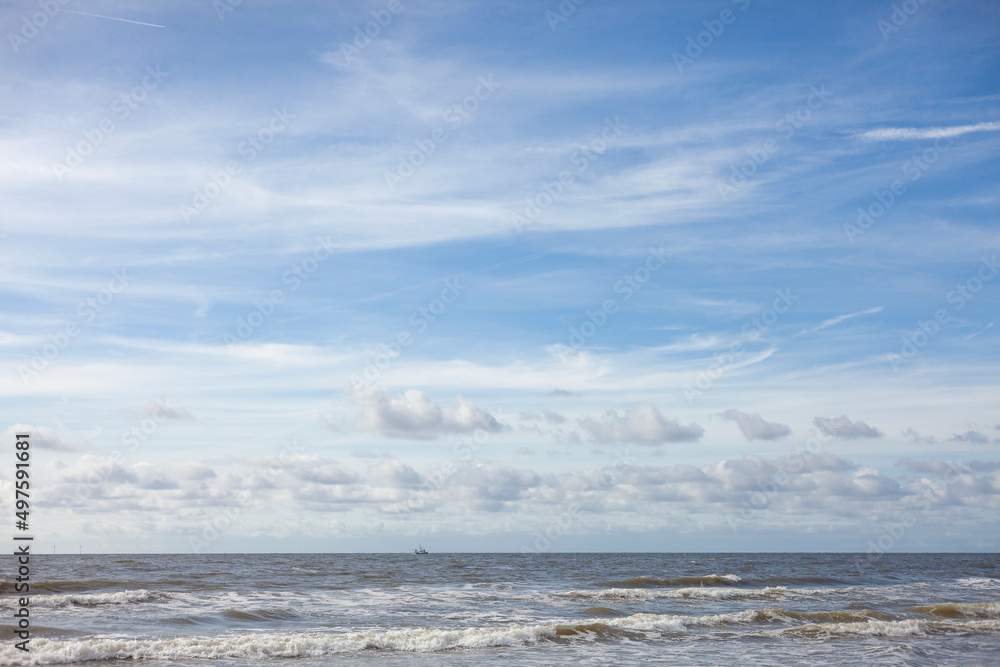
1;552;998;665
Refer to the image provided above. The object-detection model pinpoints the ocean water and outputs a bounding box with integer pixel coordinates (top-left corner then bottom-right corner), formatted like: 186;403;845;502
1;552;998;665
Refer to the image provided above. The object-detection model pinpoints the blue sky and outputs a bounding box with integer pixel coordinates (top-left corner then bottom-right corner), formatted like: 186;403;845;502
1;0;998;553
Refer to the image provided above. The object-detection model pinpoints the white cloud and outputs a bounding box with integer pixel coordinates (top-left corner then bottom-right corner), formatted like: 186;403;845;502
349;385;503;440
963;322;994;341
520;410;567;424
134;400;194;421
902;428;937;444
15;447;1000;548
580;403;703;445
857;122;1000;141
949;430;994;444
813;415;882;439
898;458;968;476
2;424;87;451
800;306;883;334
720;409;791;440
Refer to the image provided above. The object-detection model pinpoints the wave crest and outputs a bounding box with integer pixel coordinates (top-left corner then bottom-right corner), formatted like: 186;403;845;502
563;585;790;601
0;590;170;608
598;574;742;588
2;609;998;664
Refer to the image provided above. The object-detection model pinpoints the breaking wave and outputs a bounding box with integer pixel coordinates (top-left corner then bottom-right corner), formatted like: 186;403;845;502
3;607;998;664
0;589;170;608
908;602;1000;619
563;585;810;601
778;618;1000;638
598;574;742;588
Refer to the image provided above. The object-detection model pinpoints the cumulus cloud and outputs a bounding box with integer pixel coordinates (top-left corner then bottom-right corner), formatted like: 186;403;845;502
898;458;969;476
2;424;87;451
949;430;993;444
367;459;423;488
720;410;791;440
25;448;1000;541
542;410;566;424
968;460;1000;473
580;403;703;445
349;385;503;440
902;428;937;444
813;415;882;439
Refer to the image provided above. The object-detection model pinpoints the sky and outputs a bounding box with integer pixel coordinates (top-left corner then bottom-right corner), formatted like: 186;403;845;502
0;0;998;554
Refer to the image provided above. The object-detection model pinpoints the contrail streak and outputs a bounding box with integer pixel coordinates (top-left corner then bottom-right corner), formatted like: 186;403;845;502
61;10;166;28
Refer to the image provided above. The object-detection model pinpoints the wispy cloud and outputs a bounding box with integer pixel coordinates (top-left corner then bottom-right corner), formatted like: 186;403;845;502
857;122;1000;141
2;0;999;552
800;306;883;334
61;10;166;29
963;322;994;341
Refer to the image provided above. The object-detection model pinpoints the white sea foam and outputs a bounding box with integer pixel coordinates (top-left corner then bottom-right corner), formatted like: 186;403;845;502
776;618;1000;638
2;610;998;664
955;577;1000;589
0;625;560;664
0;590;170;608
562;585;792;601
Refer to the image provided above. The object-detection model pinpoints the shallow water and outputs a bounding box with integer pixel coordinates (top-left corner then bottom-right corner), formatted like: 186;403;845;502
1;553;998;665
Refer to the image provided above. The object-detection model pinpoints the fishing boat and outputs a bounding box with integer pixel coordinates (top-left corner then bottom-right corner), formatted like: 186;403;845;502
413;544;428;554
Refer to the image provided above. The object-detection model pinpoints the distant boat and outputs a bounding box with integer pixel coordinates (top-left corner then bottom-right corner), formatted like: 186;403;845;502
413;544;428;554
